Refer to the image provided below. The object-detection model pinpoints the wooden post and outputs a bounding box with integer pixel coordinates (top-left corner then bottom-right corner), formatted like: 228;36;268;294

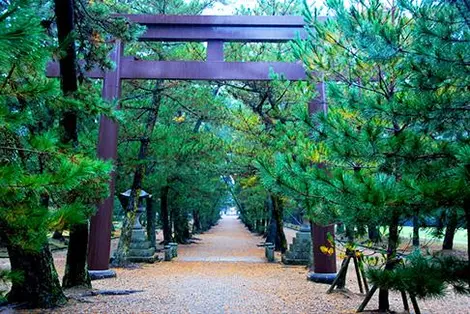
207;40;224;61
308;81;336;276
88;41;123;273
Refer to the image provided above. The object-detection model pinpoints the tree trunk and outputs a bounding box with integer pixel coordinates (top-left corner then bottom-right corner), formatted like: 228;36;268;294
160;185;172;244
378;214;400;312
443;209;458;250
192;209;201;234
265;196;278;245
113;193;138;266
173;207;190;244
271;194;287;253
346;225;355;242
6;242;67;308
146;197;156;248
368;224;380;243
266;218;278;245
113;83;161;265
54;0;92;288
63;223;91;288
413;214;420;249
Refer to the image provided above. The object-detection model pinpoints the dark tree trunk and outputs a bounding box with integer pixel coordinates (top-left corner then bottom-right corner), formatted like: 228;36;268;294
368;224;380;243
6;242;67;308
413;214;420;248
265;196;278;245
54;0;91;288
260;219;267;235
266;218;278;245
443;209;458;250
54;0;78;147
345;225;355;242
63;223;91;288
146;197;156;248
357;224;366;237
192;209;202;234
378;214;400;312
271;194;287;253
173;207;190;244
114;83;161;265
160;185;172;244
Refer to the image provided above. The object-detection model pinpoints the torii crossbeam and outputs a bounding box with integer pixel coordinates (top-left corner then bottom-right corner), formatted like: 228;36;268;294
46;14;335;278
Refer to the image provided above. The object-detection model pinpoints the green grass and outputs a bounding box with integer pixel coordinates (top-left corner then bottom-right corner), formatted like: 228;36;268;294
401;226;467;248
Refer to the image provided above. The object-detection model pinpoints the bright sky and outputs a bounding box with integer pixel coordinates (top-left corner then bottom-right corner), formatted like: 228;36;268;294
202;0;258;15
202;0;322;15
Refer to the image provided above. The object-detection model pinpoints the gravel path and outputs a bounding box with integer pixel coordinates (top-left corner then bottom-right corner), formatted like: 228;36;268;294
4;215;470;313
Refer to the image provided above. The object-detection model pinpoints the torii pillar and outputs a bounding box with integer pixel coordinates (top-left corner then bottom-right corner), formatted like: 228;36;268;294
307;81;337;283
87;41;122;278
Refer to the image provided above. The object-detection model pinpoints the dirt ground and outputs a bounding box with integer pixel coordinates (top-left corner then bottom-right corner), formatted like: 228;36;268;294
2;215;470;313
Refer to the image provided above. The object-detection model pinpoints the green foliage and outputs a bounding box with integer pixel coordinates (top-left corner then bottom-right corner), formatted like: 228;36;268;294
367;252;470;298
253;0;469;307
0;0;112;251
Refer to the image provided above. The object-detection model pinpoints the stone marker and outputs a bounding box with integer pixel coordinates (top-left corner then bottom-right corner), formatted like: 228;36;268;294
282;224;312;265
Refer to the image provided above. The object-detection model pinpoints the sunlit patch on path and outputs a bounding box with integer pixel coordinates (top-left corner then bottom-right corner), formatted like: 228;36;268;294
177;215;265;263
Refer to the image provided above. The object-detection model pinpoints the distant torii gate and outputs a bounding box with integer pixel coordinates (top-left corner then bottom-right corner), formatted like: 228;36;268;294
47;14;335;277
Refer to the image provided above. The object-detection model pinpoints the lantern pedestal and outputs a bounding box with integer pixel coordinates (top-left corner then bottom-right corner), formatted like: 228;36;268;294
281;224;312;265
119;190;158;263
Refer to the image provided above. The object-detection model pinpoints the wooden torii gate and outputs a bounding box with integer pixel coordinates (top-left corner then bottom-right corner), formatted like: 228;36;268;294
47;14;336;277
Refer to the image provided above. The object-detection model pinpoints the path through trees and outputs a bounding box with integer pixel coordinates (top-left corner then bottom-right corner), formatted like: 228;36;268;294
4;214;467;313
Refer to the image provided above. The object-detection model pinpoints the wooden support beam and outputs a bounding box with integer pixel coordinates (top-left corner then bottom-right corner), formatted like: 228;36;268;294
207;41;224;62
47;59;308;81
111;14;317;42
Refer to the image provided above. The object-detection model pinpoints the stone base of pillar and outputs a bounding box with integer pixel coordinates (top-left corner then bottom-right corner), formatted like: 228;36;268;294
89;269;117;280
126;229;158;263
307;272;336;284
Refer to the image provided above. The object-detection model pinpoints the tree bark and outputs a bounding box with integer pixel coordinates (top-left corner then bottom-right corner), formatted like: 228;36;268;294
146;197;156;248
378;213;400;312
173;207;190;244
63;223;91;288
368;224;380;243
265;196;278;246
192;209;202;234
113;82;161;265
271;194;287;253
443;209;458;250
413;213;420;249
345;225;355;242
54;0;91;288
160;185;172;244
6;242;67;308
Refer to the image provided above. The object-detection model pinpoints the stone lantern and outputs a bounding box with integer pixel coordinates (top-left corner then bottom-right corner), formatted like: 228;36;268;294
119;189;150;230
118;189;157;263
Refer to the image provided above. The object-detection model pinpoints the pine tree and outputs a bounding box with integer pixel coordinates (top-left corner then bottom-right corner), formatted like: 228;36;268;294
257;0;470;310
0;1;113;307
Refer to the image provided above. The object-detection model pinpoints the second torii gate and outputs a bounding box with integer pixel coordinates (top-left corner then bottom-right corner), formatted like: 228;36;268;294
47;14;335;278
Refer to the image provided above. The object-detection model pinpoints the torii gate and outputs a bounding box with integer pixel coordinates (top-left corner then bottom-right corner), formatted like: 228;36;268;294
47;14;335;278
